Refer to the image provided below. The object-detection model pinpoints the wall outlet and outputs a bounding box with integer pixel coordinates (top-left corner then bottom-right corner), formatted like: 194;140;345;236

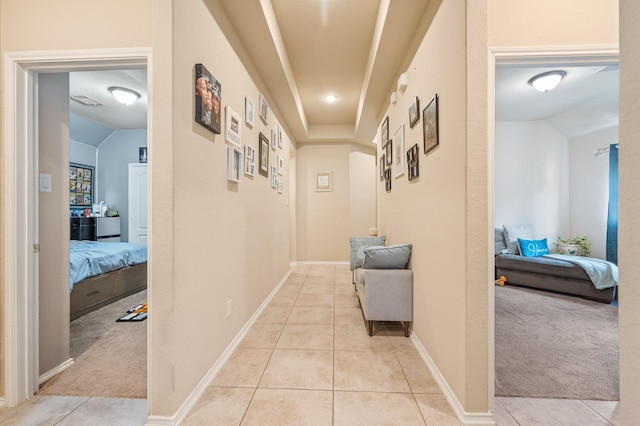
226;300;232;318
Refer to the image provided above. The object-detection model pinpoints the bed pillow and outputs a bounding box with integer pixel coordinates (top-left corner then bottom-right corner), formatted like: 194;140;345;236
362;244;412;269
349;236;386;271
517;238;550;257
495;227;508;255
503;225;534;255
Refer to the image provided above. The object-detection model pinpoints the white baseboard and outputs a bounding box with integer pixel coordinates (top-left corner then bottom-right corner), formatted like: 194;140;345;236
294;260;349;265
0;396;5;408
146;270;291;426
39;358;74;384
411;334;496;426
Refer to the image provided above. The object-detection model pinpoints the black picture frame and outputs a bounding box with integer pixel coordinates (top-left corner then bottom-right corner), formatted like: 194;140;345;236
385;140;393;166
380;116;389;147
409;96;420;128
407;144;419;181
423;94;439;154
139;147;148;163
384;168;392;192
69;163;94;208
195;63;222;134
379;154;385;180
258;132;269;177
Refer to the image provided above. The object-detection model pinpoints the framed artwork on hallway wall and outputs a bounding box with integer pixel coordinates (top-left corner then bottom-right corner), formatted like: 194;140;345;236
244;144;256;176
315;171;332;192
407;144;419;181
423;94;439;154
194;63;222;134
227;146;242;183
245;96;254;128
409;96;420;128
384;168;391;192
379;154;385;181
393;124;405;178
258;132;269;177
259;93;269;124
380;116;389;146
225;105;242;148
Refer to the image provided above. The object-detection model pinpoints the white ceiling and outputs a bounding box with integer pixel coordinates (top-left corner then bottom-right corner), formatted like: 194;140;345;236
68;1;619;147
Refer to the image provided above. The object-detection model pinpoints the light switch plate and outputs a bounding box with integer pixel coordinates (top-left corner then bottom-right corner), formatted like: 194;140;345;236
39;173;52;192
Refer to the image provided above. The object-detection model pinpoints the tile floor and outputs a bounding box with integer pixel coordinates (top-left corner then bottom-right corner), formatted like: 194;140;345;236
0;263;620;425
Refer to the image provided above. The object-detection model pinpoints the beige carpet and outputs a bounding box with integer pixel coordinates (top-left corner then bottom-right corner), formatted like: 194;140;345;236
495;285;619;400
38;290;147;399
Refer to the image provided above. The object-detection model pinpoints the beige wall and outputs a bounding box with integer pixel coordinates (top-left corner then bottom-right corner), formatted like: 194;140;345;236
296;144;376;261
38;73;71;377
619;0;640;422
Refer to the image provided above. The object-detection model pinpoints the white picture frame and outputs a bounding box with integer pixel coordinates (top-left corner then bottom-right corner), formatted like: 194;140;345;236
271;165;278;188
277;124;283;149
244;144;256;176
271;128;277;151
227;146;243;183
259;93;268;124
225;105;242;148
314;171;332;192
277;181;284;194
277;155;283;175
393;124;405;178
245;96;254;128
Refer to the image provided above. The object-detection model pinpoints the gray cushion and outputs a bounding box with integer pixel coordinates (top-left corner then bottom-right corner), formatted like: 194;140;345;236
362;244;412;269
503;225;533;255
349;236;386;271
494;227;507;255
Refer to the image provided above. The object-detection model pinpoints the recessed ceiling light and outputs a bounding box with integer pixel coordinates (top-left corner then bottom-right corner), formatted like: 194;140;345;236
325;95;338;103
527;71;567;93
108;86;141;105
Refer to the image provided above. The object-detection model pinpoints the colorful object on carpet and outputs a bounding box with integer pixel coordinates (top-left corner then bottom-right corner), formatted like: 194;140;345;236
117;302;147;322
495;275;507;286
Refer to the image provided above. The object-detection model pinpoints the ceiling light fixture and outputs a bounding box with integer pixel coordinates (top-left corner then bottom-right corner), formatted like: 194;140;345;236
527;71;567;93
108;86;141;105
325;95;337;103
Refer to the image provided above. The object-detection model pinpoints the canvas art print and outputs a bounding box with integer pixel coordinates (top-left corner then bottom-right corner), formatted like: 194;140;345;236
195;63;222;134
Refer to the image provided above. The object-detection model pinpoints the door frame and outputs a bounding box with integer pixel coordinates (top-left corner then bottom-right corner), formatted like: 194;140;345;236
3;48;152;406
487;44;619;405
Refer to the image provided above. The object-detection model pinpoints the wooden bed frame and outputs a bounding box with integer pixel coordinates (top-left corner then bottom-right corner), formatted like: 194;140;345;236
70;262;147;320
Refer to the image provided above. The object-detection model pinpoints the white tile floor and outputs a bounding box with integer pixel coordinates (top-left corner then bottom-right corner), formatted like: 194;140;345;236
0;263;620;425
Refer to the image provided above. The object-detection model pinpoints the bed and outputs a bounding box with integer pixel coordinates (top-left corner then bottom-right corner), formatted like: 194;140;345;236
70;240;148;320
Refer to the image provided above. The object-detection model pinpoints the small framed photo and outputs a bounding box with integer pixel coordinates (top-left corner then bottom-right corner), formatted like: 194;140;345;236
315;171;332;192
194;63;222;134
384;168;391;192
393;124;405;178
380;116;389;147
277;155;284;175
258;132;269;177
271;128;277;151
379;154;385;181
259;93;269;124
225;105;242;148
271;166;278;188
277;124;283;149
409;97;420;128
244;144;256;176
227;146;243;183
423;94;439;154
407;143;419;181
385;140;392;167
245;96;254;128
277;181;284;194
139;147;148;163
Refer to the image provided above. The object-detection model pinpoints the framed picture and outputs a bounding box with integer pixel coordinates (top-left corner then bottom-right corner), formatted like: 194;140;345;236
277;155;284;175
277;124;283;149
384;168;391;192
259;93;269;124
407;143;419;181
315;171;332;192
69;163;94;207
194;63;222;134
271;128;277;150
244;144;256;176
227;146;243;183
139;147;148;163
409;96;420;128
380;116;389;146
245;96;254;128
277;181;284;194
385;140;392;167
393;124;405;178
258;132;269;177
379;154;385;181
225;105;242;148
271;166;278;188
423;94;439;154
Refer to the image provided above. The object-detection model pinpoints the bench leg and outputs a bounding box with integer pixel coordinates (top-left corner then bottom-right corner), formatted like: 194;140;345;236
403;321;411;337
367;320;374;336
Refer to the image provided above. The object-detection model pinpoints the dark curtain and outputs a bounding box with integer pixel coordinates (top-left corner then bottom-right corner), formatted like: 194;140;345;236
606;143;618;264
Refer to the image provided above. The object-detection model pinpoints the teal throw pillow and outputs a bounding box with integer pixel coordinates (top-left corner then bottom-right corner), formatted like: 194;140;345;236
349;236;386;271
517;238;549;257
362;244;412;269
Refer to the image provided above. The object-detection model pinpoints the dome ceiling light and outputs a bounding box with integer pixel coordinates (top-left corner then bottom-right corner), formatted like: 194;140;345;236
108;86;141;105
527;70;567;93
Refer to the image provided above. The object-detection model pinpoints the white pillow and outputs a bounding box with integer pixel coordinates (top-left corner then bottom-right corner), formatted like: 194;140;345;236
503;225;533;255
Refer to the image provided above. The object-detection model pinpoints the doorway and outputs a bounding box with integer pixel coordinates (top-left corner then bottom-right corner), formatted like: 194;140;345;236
2;49;151;407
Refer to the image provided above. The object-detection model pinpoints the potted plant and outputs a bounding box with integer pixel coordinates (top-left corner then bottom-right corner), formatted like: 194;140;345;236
555;235;591;256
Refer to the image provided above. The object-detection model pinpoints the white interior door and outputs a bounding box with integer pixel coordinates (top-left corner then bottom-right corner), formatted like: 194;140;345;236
128;163;148;244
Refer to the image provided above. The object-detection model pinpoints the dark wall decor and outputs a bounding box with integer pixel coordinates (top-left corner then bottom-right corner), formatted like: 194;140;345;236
407;144;419;181
379;154;385;181
69;163;94;207
258;132;270;177
195;63;222;134
409;96;420;128
380;116;389;147
423;94;439;154
384;168;392;192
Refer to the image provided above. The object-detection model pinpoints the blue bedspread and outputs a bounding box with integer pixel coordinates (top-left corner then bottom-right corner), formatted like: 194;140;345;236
70;240;147;291
544;254;618;290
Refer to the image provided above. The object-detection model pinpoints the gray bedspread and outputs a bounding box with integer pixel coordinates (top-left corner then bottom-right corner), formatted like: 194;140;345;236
543;254;618;290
